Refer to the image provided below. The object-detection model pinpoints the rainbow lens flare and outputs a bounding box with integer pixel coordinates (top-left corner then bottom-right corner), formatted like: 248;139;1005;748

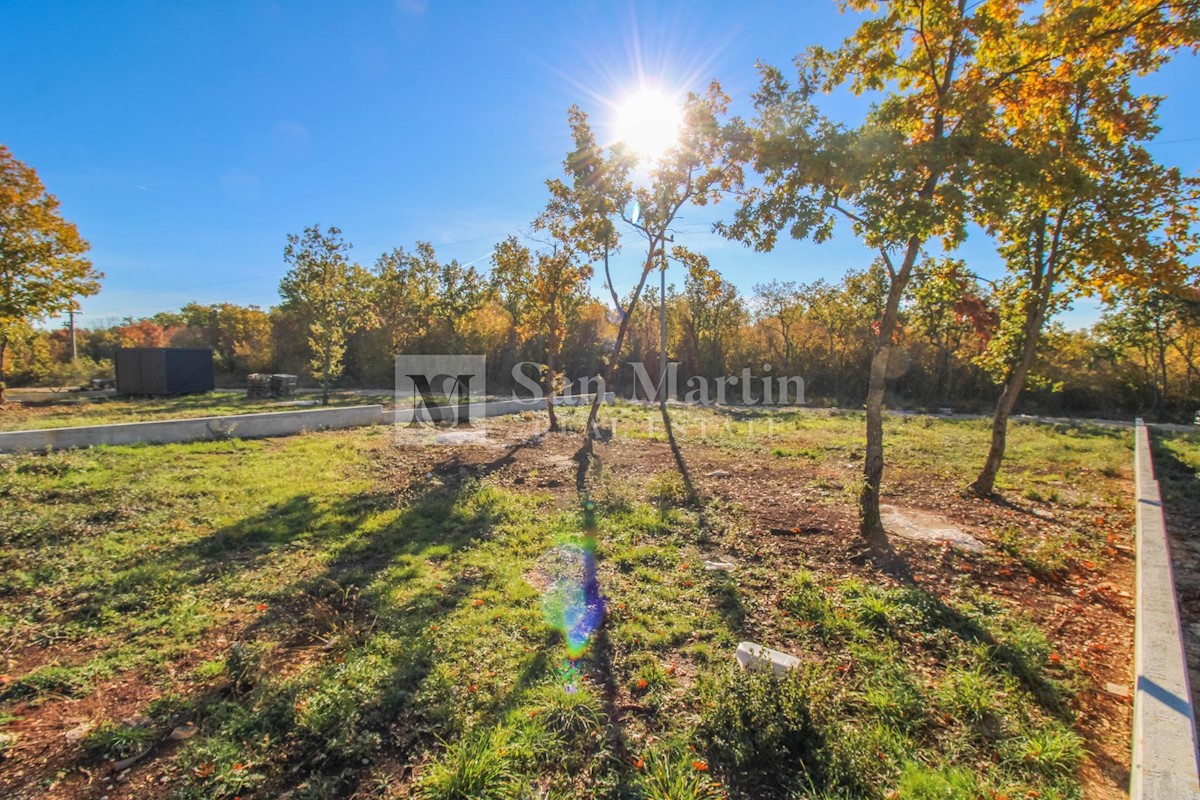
540;500;605;659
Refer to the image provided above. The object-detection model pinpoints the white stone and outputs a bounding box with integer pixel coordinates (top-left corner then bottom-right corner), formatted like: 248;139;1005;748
735;641;800;675
64;722;92;742
879;505;985;554
169;723;197;741
704;560;735;571
706;470;731;478
1104;682;1131;699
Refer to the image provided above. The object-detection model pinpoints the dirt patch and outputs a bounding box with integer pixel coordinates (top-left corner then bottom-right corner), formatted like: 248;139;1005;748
880;504;986;553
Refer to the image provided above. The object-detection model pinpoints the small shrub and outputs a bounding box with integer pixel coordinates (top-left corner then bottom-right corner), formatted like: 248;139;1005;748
596;473;636;514
417;726;530;800
634;747;723;800
83;721;155;760
225;642;263;694
1013;726;1082;782
697;666;843;793
527;683;603;742
935;665;1008;741
647;471;689;510
894;762;986;799
782;570;855;640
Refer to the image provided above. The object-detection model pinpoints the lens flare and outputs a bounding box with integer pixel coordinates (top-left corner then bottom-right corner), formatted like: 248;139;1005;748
540;500;605;659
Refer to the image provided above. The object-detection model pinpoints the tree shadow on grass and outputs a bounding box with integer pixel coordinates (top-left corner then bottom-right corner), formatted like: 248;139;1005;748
40;435;563;800
202;443;550;797
881;581;1077;721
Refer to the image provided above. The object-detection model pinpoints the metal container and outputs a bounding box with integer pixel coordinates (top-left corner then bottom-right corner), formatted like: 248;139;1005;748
115;348;215;395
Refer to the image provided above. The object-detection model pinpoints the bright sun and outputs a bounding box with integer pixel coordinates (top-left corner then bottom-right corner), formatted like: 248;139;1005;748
615;88;682;160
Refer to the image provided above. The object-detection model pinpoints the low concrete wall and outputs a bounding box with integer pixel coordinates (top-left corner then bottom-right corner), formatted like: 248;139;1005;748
1131;419;1200;799
387;392;614;424
0;405;386;453
0;393;619;454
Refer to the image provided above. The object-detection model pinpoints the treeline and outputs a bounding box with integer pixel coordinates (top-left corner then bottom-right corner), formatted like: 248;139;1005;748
9;255;1200;420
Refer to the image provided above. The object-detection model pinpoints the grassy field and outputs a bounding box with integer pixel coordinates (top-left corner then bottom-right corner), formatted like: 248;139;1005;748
0;404;1148;799
0;390;396;432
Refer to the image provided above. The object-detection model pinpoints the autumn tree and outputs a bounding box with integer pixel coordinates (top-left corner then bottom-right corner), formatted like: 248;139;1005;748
753;280;811;376
0;145;100;402
175;302;274;374
114;318;174;348
674;254;745;380
908;259;996;405
373;241;490;354
967;0;1200;495
571;84;744;453
1099;286;1200;411
491;240;592;431
722;0;992;548
280;225;373;404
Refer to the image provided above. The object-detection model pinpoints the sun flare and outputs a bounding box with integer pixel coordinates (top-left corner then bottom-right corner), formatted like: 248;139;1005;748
614;87;682;160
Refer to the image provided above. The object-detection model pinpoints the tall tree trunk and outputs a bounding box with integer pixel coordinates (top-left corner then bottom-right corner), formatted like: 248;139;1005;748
1171;337;1198;404
584;243;661;439
1154;318;1169;411
860;269;908;545
545;365;560;433
0;338;7;405
970;284;1053;497
969;310;1044;496
942;345;955;406
321;347;332;406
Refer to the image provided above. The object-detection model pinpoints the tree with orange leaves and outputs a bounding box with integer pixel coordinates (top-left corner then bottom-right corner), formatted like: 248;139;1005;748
0;145;99;403
968;0;1200;495
723;0;995;552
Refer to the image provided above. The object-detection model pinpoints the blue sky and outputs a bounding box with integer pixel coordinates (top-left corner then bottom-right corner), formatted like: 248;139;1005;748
3;0;1197;330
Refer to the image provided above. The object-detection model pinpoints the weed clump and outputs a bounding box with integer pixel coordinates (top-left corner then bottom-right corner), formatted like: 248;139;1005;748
416;726;530;800
83;720;155;760
697;666;864;796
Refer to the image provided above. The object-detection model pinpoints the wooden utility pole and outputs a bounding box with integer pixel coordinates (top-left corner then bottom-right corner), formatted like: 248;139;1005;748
67;304;79;362
659;254;667;402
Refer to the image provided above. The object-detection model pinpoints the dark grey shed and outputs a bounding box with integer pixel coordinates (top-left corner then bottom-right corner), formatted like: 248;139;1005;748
114;348;215;395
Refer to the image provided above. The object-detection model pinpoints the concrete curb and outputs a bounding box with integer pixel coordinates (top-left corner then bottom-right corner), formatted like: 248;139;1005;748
0;405;387;453
0;393;617;453
1131;418;1200;799
385;392;614;424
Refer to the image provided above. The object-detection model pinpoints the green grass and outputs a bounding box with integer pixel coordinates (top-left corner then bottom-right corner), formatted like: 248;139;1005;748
0;405;1132;799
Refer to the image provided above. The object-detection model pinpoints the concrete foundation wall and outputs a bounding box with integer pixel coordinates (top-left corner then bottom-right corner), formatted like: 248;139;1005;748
0;405;386;453
1131;419;1200;799
0;393;617;453
387;392;613;424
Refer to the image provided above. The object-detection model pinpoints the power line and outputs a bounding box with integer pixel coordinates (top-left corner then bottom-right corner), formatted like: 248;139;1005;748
99;274;278;300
